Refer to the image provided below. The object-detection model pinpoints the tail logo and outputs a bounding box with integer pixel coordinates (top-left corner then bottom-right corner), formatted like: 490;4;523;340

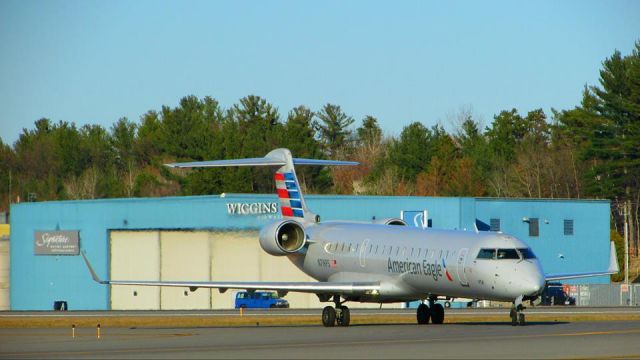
274;172;304;218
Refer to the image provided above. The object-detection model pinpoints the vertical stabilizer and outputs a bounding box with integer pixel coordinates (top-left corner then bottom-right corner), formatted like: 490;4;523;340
267;149;317;223
166;148;358;224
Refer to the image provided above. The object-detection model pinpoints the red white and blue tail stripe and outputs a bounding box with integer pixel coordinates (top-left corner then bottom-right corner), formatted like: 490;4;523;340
275;172;305;218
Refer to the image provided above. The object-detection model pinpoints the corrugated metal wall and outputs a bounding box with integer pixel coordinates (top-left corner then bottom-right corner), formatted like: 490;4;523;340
0;237;9;310
111;231;160;310
109;230;381;310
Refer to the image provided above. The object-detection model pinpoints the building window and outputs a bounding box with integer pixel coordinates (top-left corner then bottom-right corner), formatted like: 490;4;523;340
529;218;539;237
564;219;574;236
490;218;501;232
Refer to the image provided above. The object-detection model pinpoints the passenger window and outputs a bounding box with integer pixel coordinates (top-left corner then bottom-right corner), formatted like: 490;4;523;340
340;243;345;252
395;247;400;256
375;245;379;254
417;248;421;258
354;244;359;252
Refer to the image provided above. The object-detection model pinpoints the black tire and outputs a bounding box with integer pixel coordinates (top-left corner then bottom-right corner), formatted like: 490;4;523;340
322;306;336;327
337;306;350;327
518;313;525;326
417;303;430;325
240;304;247;309
510;308;517;326
432;303;445;324
270;304;276;308
444;301;451;308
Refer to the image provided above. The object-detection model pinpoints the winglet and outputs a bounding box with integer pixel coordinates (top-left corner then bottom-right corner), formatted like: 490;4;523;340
608;241;619;274
81;252;108;284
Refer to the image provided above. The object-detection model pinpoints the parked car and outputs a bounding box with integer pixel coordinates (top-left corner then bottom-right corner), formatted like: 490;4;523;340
540;282;576;305
234;291;290;309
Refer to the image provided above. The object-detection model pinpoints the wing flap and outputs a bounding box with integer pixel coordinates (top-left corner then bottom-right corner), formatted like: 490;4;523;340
102;280;379;295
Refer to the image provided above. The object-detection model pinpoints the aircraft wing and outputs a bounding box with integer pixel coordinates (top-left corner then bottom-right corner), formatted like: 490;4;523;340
544;241;619;281
82;253;379;296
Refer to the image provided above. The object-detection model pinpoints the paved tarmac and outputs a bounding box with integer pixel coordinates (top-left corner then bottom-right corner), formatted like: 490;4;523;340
1;319;640;359
3;306;640;317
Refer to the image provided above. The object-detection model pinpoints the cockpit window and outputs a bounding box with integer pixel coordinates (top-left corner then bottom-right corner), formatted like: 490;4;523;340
477;248;534;260
476;248;496;259
496;249;520;259
518;248;536;259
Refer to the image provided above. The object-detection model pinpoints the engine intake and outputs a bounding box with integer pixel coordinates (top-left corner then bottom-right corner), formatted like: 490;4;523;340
259;219;307;256
372;217;407;226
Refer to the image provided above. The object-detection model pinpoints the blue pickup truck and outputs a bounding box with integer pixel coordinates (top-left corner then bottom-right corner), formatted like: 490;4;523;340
234;291;290;309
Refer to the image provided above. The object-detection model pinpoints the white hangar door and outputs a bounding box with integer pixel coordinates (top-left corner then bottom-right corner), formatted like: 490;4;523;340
160;231;210;309
110;231;160;310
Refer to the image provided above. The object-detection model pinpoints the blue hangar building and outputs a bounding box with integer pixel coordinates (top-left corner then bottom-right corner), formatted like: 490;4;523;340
9;195;611;310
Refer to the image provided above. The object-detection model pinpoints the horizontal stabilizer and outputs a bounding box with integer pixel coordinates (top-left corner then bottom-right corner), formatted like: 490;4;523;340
293;158;359;166
166;158;285;168
166;157;358;168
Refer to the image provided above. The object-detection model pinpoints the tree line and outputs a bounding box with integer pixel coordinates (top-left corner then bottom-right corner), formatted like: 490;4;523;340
1;42;639;258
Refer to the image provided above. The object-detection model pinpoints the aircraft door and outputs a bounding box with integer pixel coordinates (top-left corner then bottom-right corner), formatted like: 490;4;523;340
359;238;370;268
457;248;470;287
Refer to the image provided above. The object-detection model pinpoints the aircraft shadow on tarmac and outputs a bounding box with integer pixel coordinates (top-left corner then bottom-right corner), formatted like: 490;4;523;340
141;321;570;330
344;321;569;327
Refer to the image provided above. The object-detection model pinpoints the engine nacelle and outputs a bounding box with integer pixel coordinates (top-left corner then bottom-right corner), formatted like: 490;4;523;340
259;219;307;256
372;217;407;226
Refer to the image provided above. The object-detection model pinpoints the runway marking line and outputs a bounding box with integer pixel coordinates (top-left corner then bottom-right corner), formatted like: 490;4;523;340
3;327;640;358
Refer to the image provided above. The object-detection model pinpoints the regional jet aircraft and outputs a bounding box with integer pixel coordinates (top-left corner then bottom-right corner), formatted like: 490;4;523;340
82;148;619;326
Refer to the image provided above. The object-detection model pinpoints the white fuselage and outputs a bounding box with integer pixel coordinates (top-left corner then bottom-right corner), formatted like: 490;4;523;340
289;222;546;303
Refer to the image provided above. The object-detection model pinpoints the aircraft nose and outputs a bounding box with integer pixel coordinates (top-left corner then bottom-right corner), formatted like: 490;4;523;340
525;274;546;295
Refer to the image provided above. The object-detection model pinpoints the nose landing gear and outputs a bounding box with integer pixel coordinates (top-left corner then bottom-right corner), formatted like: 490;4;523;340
510;295;526;326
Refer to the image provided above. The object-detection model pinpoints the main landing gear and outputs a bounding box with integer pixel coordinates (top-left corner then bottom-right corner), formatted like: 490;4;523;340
416;298;445;325
322;296;351;327
510;295;526;326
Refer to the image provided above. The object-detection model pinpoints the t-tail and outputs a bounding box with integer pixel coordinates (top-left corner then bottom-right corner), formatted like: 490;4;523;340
166;148;358;223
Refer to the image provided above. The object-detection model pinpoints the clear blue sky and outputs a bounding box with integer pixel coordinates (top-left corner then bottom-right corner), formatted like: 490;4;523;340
1;0;638;146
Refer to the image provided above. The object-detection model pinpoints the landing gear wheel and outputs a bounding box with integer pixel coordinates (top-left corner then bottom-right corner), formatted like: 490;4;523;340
417;304;430;324
510;308;517;326
322;306;336;327
518;313;525;326
431;303;445;324
336;306;351;327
